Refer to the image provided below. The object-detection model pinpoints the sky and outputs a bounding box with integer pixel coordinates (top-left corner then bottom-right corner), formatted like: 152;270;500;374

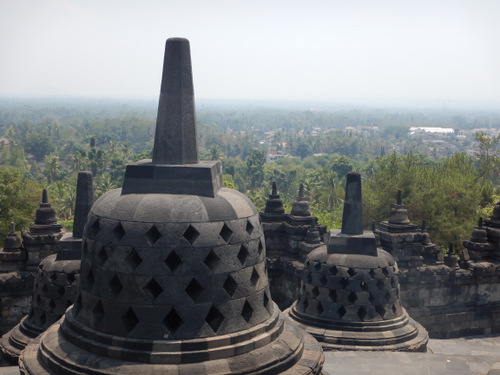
0;0;499;108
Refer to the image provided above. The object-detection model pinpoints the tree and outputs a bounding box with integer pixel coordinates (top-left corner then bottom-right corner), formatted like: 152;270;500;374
0;167;41;244
43;155;64;184
24;133;55;162
474;131;500;183
246;149;266;189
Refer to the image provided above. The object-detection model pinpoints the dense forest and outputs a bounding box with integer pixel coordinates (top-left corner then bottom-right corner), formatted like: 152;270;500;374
0;98;499;252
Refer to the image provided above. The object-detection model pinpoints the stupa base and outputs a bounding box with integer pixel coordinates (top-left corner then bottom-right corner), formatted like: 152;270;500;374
20;306;324;375
285;304;428;352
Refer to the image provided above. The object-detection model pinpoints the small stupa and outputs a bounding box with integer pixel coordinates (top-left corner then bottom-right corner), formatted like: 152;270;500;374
20;38;323;375
285;172;428;351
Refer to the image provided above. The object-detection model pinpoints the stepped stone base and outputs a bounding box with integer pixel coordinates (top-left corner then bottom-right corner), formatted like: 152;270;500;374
19;305;324;375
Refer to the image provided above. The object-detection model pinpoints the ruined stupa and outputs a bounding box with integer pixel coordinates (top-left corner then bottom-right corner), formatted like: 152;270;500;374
285;172;428;351
376;191;441;267
21;190;64;271
20;38;324;374
1;172;93;363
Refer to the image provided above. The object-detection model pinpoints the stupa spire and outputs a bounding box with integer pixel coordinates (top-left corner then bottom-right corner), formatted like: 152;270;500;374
341;172;363;235
152;38;198;165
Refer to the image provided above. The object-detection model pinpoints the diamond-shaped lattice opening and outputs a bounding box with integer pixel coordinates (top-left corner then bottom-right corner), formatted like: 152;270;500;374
42;284;48;294
237;244;249;265
91;218;100;236
49;273;57;282
315;301;324;315
369;269;376;279
121;307;139;333
144;278;163;300
358;306;368;321
313;262;321;271
56;286;65;297
206;305;224;333
302;298;309;311
391;277;397;288
66;299;73;308
369;293;376;304
241;300;254;323
377;279;386;291
305;260;310;267
186;279;204;303
126;248;142;270
375;305;386;318
145;225;162;246
382;267;390;277
109;275;123;297
250;268;260;287
360;280;369;291
182;224;199;246
311;286;319;298
337;305;347;319
329;265;338;275
87;269;95;289
82;240;89;256
92;300;104;321
347;268;357;277
48;299;56;311
258;240;264;254
223;275;238;297
263;291;270;310
348;291;358;304
165;251;182;273
203;249;220;271
384;291;392;303
36;295;42;306
307;272;313;284
392;304;398;315
319;274;327;286
73;294;82;316
219;223;233;243
113;222;126;242
67;272;76;285
329;290;337;302
163;308;183;334
39;312;47;326
246;220;254;235
97;245;109;266
340;277;349;288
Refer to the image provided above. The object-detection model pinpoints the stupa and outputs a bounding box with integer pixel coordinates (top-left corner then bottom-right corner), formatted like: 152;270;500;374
285;172;428;351
20;38;323;374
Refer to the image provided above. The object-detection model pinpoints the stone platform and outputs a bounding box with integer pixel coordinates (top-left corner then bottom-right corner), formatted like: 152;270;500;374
4;334;500;374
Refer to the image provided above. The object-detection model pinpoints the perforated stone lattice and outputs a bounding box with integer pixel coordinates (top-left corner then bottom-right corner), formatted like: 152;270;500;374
75;212;272;340
296;258;402;322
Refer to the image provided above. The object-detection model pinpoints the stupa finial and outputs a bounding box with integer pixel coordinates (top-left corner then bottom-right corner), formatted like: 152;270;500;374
341;172;363;235
152;38;198;165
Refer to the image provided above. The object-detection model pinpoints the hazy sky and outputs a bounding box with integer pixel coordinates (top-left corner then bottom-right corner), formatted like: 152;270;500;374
1;0;499;108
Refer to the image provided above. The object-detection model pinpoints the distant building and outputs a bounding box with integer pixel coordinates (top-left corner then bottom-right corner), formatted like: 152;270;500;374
409;127;454;135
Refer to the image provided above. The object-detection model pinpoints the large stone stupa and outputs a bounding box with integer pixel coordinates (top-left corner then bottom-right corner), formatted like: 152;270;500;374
285;172;428;352
20;37;323;374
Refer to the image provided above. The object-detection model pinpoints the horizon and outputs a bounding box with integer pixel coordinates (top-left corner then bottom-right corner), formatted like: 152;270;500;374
1;1;499;111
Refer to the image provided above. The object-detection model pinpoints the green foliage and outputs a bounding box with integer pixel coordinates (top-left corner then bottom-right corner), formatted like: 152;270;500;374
246;149;266;189
364;153;490;250
0;167;41;244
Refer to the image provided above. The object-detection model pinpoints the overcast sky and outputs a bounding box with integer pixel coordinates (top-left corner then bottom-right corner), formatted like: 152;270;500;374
1;0;499;108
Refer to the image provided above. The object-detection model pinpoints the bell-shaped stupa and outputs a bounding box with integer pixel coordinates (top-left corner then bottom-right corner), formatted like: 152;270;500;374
285;172;428;351
20;38;323;375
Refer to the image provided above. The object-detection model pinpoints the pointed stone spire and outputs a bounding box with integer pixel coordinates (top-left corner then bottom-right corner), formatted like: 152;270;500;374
328;172;377;256
34;189;58;225
262;181;285;216
72;172;93;238
3;222;22;251
291;183;311;217
122;38;221;197
153;38;198;165
388;190;410;225
341;172;363;235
